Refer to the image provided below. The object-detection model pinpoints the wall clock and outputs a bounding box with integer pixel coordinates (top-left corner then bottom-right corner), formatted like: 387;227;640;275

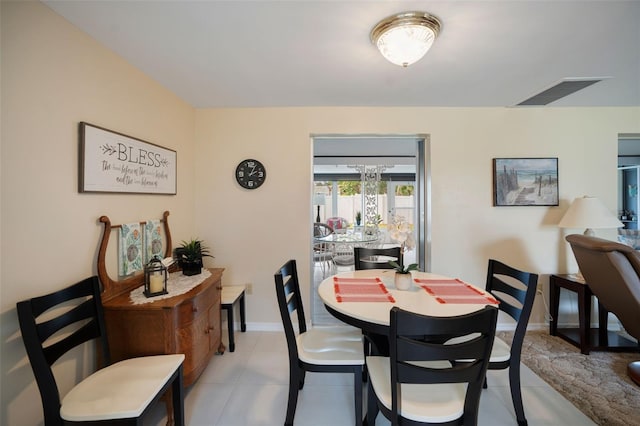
235;159;266;189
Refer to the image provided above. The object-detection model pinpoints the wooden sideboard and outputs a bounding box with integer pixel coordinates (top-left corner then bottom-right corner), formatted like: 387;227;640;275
97;212;225;388
102;268;224;386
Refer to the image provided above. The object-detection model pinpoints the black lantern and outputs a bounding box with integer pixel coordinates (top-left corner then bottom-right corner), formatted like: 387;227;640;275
144;256;168;297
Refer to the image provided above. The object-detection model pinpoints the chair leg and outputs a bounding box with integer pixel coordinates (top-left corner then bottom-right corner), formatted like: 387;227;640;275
172;366;185;426
299;370;306;390
353;366;363;426
509;364;527;426
364;332;388;356
362;335;369;383
366;379;378;426
286;367;302;426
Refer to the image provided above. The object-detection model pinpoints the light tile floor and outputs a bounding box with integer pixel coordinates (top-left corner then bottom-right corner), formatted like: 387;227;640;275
147;328;595;426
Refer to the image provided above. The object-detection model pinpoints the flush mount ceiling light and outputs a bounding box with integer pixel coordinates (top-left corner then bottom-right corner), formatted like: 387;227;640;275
370;11;442;68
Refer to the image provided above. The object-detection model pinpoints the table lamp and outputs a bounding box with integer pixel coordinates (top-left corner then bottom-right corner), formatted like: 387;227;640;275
313;193;326;223
558;196;623;235
558;195;623;280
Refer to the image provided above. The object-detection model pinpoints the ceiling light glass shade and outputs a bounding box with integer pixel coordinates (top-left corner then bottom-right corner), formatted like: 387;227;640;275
558;195;623;235
370;12;441;67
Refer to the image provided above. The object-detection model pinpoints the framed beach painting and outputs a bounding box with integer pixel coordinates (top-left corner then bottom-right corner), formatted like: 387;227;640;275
493;158;559;206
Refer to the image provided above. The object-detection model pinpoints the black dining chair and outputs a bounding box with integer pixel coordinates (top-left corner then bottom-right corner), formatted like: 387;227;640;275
274;259;364;426
354;246;402;270
366;306;498;425
16;276;185;426
484;259;538;426
354;246;404;359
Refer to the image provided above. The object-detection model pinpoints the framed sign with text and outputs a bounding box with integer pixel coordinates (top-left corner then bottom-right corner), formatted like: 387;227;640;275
79;122;177;194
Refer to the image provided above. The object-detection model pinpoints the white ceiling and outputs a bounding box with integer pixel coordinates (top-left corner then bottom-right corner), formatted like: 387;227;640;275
44;0;640;108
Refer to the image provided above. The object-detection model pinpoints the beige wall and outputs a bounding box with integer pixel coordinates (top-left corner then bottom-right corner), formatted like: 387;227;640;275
194;107;640;329
2;1;640;425
1;2;196;425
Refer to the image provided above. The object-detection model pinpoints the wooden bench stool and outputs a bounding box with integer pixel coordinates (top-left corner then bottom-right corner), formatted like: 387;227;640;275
221;285;246;352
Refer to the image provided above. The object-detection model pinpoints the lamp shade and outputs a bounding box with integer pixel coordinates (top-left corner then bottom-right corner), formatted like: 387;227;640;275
558;196;623;235
370;11;441;67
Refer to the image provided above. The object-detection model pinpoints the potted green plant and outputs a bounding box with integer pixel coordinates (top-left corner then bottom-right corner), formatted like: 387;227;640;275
388;260;419;290
175;239;213;276
388;260;419;274
355;211;362;226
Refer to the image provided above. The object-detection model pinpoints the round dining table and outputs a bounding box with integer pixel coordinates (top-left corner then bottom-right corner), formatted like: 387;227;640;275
318;269;498;336
314;230;381;267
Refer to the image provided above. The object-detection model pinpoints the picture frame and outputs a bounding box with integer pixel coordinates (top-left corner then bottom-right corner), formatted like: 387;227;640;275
493;158;558;206
79;122;177;194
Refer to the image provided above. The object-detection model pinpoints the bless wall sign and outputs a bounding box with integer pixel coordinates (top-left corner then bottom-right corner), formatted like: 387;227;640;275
79;122;177;194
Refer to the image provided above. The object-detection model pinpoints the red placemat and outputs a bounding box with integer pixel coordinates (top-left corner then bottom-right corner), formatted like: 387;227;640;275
432;296;499;304
333;277;395;303
334;277;382;284
334;284;387;294
414;278;463;285
335;294;396;302
415;278;498;305
421;284;484;297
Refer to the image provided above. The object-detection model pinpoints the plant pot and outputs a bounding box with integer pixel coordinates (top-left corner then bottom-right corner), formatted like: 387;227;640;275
394;272;412;290
181;261;202;276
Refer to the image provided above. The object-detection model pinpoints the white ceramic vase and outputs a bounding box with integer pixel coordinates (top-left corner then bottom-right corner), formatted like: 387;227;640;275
394;272;412;290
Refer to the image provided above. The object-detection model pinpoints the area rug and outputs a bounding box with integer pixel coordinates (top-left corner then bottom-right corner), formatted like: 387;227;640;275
497;330;639;426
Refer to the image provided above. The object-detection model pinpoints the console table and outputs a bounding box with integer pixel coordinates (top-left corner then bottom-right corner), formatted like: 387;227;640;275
549;274;637;354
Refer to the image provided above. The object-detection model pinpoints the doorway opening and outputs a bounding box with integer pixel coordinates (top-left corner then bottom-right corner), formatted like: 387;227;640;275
310;134;431;325
618;133;640;230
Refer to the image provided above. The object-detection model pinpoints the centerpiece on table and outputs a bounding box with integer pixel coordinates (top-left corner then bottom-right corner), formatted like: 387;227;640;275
175;238;213;276
387;215;418;290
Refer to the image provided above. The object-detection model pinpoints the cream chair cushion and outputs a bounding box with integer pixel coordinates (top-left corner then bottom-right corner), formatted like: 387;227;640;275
366;356;467;423
297;327;364;366
61;354;184;422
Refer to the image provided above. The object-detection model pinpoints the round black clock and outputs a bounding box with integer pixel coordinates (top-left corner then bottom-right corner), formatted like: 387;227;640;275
235;159;266;189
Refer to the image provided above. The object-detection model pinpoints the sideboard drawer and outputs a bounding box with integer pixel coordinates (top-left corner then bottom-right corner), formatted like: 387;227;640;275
177;281;217;324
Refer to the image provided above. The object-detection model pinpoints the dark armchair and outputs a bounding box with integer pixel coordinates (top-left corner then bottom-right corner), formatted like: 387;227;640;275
566;234;640;385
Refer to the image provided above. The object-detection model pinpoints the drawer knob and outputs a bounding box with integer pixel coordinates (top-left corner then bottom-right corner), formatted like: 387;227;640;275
192;306;198;312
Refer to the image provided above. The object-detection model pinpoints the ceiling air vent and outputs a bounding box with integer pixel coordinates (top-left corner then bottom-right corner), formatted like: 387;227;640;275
516;78;606;106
